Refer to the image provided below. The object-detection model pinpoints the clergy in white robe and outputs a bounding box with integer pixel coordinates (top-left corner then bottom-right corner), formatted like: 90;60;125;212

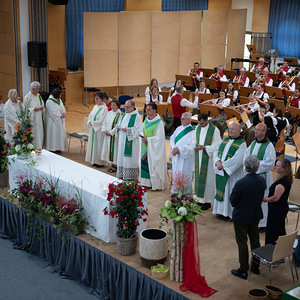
140;103;168;190
4;89;21;142
213;123;247;218
193;113;221;208
101;100;122;166
244;123;276;227
0;102;4;119
45;89;67;151
85;93;108;166
23;81;44;149
117;100;142;180
170;112;194;193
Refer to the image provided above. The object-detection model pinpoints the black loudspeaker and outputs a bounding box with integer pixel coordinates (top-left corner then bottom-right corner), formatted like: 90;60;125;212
48;0;68;4
27;41;47;68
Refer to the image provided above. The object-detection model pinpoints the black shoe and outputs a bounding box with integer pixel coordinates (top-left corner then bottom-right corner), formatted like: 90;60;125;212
201;203;211;211
231;269;248;280
250;266;260;275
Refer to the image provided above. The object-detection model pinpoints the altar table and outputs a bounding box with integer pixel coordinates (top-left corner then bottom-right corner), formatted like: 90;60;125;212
8;150;147;242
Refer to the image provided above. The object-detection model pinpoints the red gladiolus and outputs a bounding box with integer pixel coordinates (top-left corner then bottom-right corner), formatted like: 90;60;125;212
118;183;122;188
143;218;146;222
136;221;139;226
119;216;123;221
122;187;125;191
116;198;120;203
124;195;128;199
124;222;128;226
138;201;143;207
131;193;136;198
119;196;123;201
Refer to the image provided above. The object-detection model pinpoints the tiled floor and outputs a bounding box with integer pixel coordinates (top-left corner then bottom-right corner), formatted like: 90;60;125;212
3;98;300;300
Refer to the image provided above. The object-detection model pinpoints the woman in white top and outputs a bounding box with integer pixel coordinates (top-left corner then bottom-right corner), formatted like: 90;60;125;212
241;94;260;126
258;101;276;124
170;78;186;97
4;89;21;142
197;79;210;93
102;99;122;173
144;78;162;96
210;90;230;137
85;92;108;167
253;84;269;107
45;88;67;152
145;85;163;105
225;82;238;105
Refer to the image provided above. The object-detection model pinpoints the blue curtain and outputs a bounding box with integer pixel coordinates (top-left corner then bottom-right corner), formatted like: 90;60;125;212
65;0;124;69
268;0;300;58
162;0;208;11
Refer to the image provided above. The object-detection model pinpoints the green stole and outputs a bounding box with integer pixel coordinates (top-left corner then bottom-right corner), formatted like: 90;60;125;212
90;106;103;160
109;112;121;161
215;137;245;202
141;117;161;179
120;112;138;157
194;123;216;198
250;140;270;190
48;97;60;105
175;126;194;144
38;94;43;106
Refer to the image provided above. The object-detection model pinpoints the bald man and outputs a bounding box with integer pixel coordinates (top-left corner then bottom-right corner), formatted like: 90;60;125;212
213;123;247;219
116;100;142;180
244;123;276;228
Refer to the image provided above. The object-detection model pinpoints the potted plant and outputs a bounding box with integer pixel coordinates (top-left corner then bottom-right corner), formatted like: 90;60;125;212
103;181;148;256
58;196;87;235
0;125;11;187
11;104;35;159
35;179;59;224
12;171;37;211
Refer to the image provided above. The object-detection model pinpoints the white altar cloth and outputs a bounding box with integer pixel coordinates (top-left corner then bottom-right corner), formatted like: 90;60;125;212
8;150;147;242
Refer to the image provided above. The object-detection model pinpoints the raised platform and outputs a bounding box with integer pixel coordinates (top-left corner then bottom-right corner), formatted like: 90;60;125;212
0;197;187;300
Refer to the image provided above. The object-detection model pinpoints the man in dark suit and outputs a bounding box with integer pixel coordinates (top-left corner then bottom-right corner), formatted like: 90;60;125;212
230;155;265;280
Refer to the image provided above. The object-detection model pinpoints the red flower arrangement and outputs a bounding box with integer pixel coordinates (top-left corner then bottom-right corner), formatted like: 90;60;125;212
103;181;148;238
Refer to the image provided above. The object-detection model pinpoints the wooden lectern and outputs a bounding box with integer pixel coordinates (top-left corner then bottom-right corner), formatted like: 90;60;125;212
223;107;242;121
240;86;256;97
175;74;193;87
271;99;286;113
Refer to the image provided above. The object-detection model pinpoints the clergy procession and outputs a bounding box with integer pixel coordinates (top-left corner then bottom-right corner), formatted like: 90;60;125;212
1;56;298;284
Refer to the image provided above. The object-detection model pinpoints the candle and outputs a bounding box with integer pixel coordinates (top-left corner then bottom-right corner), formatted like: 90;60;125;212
31;151;37;162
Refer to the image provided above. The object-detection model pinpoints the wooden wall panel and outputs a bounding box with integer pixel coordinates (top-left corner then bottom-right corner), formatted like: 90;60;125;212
119;12;151;86
151;12;180;83
202;10;228;68
0;33;15;55
208;0;231;10
252;0;270;32
125;0;161;11
0;0;16;101
47;3;66;70
0;53;16;76
226;9;247;68
84;12;118;87
178;11;201;74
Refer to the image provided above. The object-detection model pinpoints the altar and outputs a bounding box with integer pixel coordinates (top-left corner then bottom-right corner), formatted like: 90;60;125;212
8;150;147;243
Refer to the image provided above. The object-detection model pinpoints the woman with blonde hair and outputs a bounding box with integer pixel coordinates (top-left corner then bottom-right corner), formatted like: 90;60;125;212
4;89;21;142
263;158;293;245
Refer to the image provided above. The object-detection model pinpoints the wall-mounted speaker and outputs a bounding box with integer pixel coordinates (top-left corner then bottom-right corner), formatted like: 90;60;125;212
27;41;47;68
48;0;69;5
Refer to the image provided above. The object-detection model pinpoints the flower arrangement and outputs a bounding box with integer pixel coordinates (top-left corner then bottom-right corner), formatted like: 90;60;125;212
0;125;11;173
58;195;88;232
160;171;202;223
12;171;87;234
103;181;148;238
12;171;37;211
11;104;35;157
